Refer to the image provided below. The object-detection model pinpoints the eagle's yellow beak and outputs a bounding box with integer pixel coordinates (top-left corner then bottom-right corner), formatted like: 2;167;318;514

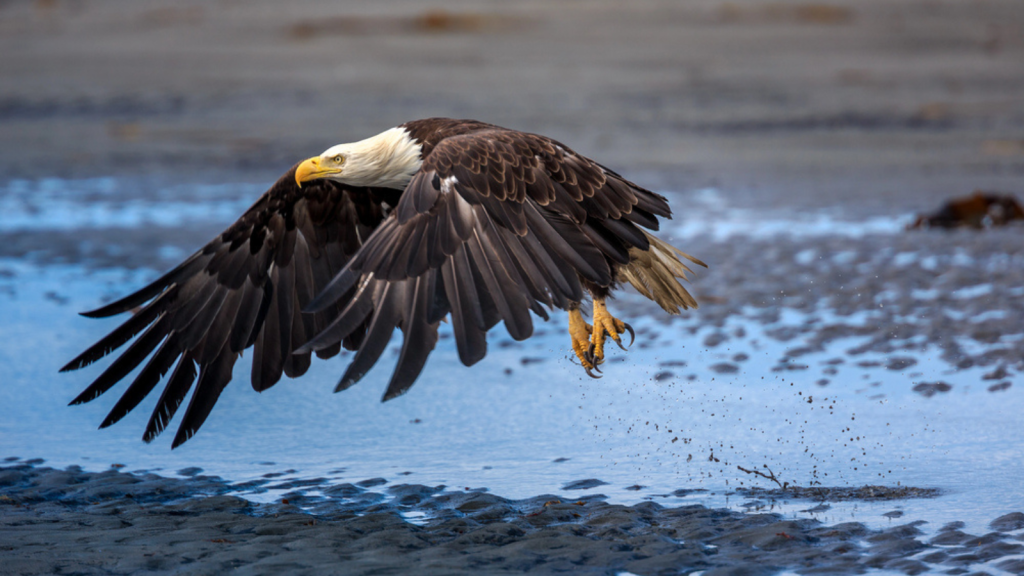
295;156;341;187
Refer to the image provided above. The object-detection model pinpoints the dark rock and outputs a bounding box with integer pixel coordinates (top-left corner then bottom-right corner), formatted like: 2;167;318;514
883;558;930;575
996;557;1024;574
468;503;516;522
930;530;973;546
912;381;952;397
991;512;1024;532
809;522;868;540
450;522;525;546
963;532;1008;547
703;332;729;347
323;483;363;498
918;550;949;563
672;488;708;497
710;362;740;374
982;365;1010;380
561;478;609;490
455;492;508;513
977;541;1024;561
885;356;918;370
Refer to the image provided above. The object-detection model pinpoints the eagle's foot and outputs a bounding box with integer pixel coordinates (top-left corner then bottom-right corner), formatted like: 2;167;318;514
569;308;601;379
587;299;634;367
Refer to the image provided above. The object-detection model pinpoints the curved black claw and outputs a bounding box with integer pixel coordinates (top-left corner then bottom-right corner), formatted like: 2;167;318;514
585;365;602;379
623;322;635;347
585;343;604;369
613;337;628;352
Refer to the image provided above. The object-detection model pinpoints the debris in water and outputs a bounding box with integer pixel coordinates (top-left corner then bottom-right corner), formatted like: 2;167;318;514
909;191;1024;229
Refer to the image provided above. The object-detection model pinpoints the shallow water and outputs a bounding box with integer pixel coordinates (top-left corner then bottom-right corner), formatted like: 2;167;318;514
1;176;1021;544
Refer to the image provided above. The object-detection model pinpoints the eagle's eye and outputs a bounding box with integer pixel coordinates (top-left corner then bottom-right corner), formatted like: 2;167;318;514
333;155;344;164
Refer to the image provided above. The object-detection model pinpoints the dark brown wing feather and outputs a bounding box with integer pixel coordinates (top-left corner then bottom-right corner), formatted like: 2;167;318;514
63;164;393;447
304;125;672;398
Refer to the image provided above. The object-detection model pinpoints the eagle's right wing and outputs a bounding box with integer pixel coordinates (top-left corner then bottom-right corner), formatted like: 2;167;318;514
62;164;396;447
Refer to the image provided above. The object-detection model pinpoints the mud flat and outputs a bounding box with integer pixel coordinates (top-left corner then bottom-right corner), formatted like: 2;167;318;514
3;173;1024;575
3;0;1024;574
3;462;1023;575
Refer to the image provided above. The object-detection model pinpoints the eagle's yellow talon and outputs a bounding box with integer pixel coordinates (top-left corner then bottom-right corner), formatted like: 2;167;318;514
569;308;599;377
590;298;630;365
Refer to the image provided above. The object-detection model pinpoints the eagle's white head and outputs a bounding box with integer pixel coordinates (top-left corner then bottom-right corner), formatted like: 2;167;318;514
295;127;423;190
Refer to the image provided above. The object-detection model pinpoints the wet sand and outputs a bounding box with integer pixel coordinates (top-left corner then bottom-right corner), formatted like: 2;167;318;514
3;462;1023;575
3;0;1024;574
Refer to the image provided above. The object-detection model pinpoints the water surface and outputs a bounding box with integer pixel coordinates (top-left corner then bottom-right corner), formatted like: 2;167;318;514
1;176;1021;541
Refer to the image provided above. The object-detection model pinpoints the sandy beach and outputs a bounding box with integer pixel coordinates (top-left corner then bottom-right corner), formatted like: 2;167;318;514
2;0;1024;574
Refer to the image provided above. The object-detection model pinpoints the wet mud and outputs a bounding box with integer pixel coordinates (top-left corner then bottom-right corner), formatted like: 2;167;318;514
668;226;1024;378
3;463;1022;576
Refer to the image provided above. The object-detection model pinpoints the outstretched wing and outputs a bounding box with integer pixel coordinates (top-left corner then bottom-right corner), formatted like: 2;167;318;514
62;164;397;447
302;128;673;399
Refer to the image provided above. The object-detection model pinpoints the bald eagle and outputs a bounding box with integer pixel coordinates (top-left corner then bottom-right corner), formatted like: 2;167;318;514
63;118;705;447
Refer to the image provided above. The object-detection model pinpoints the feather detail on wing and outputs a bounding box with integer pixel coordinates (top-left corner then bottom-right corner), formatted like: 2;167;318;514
303;124;676;397
63;164;393;447
66;119;705;447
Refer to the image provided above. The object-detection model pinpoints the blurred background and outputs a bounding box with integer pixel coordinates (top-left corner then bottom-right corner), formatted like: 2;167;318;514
2;0;1022;209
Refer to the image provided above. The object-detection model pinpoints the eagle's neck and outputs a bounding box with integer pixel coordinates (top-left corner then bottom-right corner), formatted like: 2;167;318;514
324;127;423;190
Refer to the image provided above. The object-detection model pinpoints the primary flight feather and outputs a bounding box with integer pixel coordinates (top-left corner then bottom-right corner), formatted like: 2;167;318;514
64;118;706;447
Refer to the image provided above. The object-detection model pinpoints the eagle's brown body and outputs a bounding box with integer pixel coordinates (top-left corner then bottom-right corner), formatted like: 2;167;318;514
64;118;704;447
